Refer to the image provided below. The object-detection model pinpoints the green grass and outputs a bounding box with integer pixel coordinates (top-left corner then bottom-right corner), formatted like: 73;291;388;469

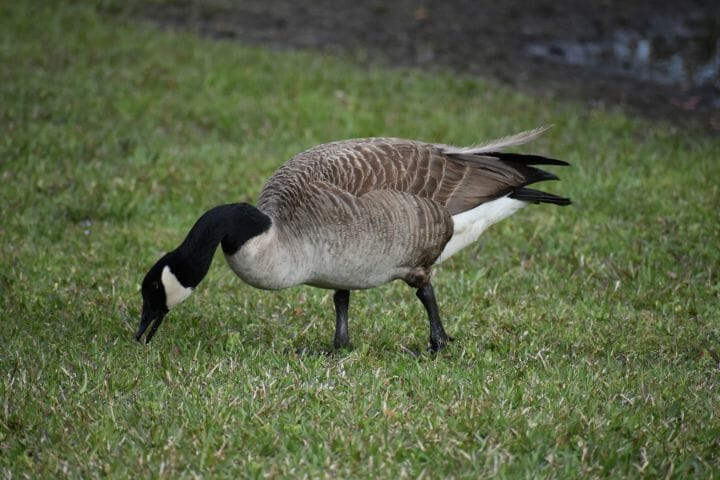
2;2;719;478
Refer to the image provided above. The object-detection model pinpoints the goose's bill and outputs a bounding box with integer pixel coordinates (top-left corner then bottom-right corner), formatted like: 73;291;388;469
135;307;167;344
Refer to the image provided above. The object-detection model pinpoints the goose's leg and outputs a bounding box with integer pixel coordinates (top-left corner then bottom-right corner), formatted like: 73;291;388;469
333;289;351;350
416;283;451;352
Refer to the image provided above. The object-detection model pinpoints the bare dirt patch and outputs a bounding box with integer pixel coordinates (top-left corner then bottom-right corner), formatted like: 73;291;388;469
138;0;720;133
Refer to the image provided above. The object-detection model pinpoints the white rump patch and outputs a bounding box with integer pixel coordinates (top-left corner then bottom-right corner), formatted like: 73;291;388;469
436;196;527;263
161;265;193;309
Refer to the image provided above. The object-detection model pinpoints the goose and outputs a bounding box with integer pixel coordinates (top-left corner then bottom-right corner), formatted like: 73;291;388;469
136;127;571;351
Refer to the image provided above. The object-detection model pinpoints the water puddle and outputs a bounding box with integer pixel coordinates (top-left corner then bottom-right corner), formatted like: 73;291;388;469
526;12;720;106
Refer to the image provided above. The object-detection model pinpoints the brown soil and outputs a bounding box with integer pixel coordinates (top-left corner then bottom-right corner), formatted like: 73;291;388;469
138;0;720;133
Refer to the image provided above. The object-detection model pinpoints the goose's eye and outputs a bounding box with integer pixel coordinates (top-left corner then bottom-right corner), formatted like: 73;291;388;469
153;281;161;291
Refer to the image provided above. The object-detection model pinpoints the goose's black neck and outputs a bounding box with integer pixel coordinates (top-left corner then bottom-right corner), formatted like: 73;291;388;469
170;203;271;288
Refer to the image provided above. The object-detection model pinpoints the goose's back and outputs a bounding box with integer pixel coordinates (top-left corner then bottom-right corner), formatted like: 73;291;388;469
258;137;539;219
257;138;426;219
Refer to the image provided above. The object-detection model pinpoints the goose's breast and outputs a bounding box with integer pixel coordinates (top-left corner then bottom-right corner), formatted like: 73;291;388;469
224;224;411;291
224;227;307;290
235;186;453;290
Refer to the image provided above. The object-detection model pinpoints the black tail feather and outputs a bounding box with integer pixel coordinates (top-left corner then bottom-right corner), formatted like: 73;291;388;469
522;166;560;183
509;187;572;206
495;152;571;205
451;153;562;184
448;149;572;206
485;152;570;166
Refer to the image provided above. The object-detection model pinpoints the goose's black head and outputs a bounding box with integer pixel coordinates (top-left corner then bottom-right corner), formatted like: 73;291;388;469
135;203;272;344
136;252;193;343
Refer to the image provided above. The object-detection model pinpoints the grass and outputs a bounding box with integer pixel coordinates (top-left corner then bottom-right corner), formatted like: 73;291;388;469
1;1;719;478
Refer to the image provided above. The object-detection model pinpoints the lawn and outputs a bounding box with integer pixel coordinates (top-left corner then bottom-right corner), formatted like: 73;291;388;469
1;2;719;478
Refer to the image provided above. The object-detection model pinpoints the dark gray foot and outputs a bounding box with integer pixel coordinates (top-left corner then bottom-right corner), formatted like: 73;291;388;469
333;289;351;350
416;283;451;353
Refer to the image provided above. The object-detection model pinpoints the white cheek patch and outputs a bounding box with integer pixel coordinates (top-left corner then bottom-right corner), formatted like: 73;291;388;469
161;265;193;309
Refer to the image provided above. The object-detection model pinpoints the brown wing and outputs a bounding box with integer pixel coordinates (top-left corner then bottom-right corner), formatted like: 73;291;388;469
257;137;568;219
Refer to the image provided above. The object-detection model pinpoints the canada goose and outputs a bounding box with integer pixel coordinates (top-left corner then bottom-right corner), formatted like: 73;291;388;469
137;127;571;351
